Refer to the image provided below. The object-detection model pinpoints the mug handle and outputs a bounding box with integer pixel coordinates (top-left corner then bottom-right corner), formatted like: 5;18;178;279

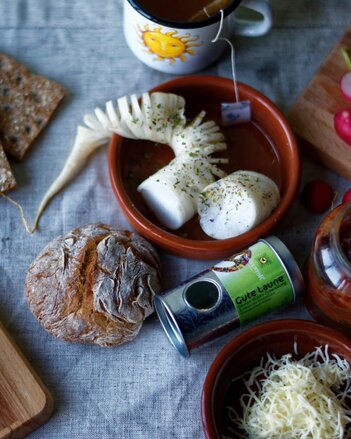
231;0;273;37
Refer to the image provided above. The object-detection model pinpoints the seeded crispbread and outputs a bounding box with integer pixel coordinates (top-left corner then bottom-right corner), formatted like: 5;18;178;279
0;53;65;160
0;139;16;192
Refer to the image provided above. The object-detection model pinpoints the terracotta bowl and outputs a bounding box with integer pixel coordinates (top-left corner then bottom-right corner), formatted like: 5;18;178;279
108;75;300;259
201;319;351;438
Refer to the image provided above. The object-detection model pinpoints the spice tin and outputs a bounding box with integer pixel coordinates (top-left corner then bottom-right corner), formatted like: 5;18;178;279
154;236;304;357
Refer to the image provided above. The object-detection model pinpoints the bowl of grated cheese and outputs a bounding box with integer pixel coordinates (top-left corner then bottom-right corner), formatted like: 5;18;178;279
201;319;351;439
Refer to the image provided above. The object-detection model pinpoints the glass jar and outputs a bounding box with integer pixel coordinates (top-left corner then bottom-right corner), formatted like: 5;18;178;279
305;201;351;334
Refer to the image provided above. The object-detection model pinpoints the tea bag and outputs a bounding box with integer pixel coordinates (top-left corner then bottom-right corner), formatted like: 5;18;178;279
221;101;251;126
189;0;232;21
212;9;251;126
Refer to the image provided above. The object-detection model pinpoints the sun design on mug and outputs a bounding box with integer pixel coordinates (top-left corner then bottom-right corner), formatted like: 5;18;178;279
138;24;201;63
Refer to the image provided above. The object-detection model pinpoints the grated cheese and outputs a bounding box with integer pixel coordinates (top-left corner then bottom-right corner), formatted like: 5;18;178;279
225;346;351;439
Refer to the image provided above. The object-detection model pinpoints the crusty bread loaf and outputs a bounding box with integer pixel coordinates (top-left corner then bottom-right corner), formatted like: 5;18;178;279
25;224;161;347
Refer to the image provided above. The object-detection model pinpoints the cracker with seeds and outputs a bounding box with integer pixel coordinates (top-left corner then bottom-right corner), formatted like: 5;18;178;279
0;139;16;192
0;53;65;160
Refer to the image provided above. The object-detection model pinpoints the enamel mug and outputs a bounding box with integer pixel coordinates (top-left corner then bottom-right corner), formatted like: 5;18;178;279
123;0;273;74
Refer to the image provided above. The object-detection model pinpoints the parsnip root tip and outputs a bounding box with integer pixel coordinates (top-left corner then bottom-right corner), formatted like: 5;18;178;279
0;192;34;234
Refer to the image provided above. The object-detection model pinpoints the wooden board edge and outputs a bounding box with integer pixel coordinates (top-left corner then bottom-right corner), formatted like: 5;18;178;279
288;25;351;119
8;392;53;439
0;428;11;439
286;26;351;179
296;135;351;180
0;321;54;439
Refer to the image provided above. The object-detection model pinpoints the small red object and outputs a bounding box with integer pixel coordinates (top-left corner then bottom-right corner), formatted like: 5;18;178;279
342;189;351;203
334;109;351;145
301;180;334;214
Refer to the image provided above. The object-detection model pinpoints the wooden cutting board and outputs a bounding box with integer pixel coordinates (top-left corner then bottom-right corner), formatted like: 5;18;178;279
289;25;351;179
0;321;53;439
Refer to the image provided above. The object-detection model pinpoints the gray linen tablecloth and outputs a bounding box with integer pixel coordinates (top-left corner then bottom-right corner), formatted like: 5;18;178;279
0;1;350;437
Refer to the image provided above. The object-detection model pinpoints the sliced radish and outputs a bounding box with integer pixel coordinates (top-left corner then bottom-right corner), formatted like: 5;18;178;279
342;189;351;203
341;72;351;102
334;109;351;146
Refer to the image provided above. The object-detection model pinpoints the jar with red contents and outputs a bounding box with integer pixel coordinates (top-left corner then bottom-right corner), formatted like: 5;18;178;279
305;201;351;334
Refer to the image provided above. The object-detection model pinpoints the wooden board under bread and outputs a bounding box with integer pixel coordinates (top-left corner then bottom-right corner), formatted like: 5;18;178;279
288;25;351;180
0;321;53;439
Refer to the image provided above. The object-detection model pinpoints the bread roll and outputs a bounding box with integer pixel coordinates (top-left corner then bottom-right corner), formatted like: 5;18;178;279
25;224;161;347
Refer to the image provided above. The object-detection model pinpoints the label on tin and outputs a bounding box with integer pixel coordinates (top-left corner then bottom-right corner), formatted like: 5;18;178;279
211;241;295;325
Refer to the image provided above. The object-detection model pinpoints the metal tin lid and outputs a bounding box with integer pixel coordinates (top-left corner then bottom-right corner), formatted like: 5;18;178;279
154;294;190;357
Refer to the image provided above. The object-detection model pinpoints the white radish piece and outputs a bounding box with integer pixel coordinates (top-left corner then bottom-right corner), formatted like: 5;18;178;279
171;111;227;156
138;151;227;229
84;92;226;156
198;170;280;239
86;92;186;142
148;92;186;144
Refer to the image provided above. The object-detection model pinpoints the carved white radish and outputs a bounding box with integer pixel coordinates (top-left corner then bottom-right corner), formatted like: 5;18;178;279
29;92;226;232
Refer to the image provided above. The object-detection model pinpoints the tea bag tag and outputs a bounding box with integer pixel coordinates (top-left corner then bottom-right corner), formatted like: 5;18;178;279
221;101;251;126
212;10;252;126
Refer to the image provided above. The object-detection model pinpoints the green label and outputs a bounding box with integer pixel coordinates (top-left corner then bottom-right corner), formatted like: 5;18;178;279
211;241;295;325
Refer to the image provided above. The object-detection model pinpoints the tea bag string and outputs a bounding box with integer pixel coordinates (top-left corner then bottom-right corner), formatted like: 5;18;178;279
211;9;239;103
